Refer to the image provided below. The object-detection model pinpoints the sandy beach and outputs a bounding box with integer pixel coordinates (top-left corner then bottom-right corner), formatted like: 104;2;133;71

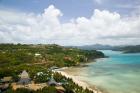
54;67;102;93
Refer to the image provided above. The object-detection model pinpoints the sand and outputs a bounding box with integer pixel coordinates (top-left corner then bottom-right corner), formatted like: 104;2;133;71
54;68;102;93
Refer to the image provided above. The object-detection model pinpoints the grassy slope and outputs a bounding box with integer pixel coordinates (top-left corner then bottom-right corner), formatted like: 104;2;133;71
0;44;105;78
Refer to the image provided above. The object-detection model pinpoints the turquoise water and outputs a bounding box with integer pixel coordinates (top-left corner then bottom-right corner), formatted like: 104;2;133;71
79;50;140;93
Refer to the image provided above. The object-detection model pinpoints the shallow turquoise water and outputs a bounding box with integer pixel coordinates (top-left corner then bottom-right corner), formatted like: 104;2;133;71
79;50;140;93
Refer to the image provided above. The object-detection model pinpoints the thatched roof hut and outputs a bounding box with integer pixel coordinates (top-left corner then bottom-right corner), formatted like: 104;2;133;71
18;70;31;85
48;78;58;86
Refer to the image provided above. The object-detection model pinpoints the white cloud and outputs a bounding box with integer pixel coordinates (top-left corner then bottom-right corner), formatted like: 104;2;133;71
0;5;140;45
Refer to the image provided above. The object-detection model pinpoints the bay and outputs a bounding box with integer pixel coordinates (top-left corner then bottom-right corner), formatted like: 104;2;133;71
68;50;140;93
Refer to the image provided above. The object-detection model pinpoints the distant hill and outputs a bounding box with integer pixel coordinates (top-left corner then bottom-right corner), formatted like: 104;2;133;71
67;44;114;50
113;45;140;53
67;44;140;53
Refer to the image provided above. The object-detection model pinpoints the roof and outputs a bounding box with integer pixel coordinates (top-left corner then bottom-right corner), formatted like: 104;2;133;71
50;66;59;70
35;53;41;56
1;76;12;82
20;70;30;79
48;78;58;86
18;78;31;85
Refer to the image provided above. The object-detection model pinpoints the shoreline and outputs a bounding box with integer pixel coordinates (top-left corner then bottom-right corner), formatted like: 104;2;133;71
54;67;103;93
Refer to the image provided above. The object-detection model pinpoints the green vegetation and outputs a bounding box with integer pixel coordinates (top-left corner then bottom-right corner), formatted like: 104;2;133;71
53;72;93;93
0;44;105;78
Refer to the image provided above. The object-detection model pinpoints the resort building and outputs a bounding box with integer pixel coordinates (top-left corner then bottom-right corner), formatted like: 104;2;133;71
48;77;58;86
0;76;12;92
48;77;65;93
1;76;12;83
18;70;31;85
35;53;41;57
49;66;59;71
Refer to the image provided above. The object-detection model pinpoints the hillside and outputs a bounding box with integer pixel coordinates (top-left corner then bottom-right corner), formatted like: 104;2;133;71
113;45;140;53
0;44;105;78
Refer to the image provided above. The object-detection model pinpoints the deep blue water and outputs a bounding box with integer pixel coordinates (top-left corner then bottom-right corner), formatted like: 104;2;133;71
79;50;140;93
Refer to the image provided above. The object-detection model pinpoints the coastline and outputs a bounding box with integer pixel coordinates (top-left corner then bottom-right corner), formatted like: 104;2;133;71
54;67;103;93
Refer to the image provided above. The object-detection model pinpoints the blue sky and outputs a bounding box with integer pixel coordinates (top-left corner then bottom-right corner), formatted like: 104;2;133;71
0;0;140;21
0;0;140;45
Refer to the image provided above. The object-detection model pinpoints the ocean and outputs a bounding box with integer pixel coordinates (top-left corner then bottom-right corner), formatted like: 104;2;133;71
67;50;140;93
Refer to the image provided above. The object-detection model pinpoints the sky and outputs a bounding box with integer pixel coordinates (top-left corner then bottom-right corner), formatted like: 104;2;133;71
0;0;140;46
